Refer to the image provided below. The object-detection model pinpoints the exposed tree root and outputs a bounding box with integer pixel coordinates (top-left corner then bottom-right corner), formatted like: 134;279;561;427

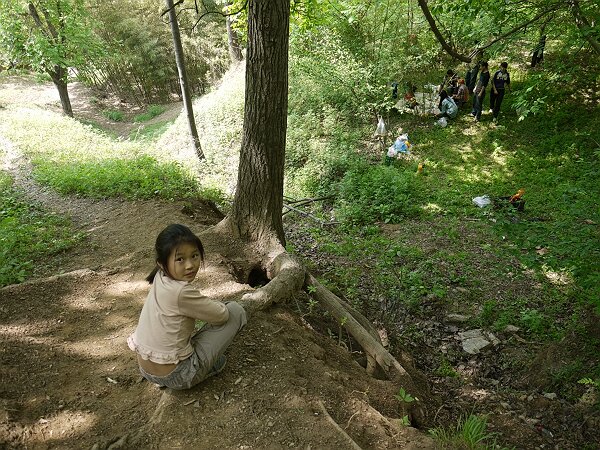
238;248;306;312
0;269;97;292
225;242;429;425
92;389;177;450
317;400;363;450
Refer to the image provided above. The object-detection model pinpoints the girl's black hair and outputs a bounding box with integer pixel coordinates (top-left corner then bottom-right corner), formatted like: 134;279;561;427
146;224;205;283
439;90;449;100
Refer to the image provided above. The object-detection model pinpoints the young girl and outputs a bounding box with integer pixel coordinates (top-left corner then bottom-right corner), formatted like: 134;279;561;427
128;224;247;390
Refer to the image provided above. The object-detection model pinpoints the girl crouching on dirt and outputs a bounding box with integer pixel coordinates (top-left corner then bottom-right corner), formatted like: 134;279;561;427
128;223;247;390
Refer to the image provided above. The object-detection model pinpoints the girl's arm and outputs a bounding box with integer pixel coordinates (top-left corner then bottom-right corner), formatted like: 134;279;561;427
178;285;229;325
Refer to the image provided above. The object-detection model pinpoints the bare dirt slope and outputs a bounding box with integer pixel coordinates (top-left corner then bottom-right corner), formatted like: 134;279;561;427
0;77;436;449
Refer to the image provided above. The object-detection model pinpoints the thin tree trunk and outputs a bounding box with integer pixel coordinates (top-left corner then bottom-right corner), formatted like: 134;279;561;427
164;0;204;161
227;0;290;246
49;67;73;117
226;16;243;62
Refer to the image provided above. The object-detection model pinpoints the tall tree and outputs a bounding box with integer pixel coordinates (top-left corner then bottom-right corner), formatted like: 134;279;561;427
0;0;103;117
224;0;290;247
164;0;205;160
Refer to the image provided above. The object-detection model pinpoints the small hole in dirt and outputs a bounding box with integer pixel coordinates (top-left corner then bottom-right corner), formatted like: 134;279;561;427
247;266;270;288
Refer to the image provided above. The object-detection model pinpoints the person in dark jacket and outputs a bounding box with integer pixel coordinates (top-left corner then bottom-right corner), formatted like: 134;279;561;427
489;62;511;123
470;62;489;122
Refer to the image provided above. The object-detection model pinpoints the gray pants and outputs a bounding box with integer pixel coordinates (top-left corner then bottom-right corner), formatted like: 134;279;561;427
139;301;247;390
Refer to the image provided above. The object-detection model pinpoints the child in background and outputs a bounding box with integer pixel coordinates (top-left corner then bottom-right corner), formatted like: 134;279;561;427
128;224;247;390
452;78;469;108
436;90;458;120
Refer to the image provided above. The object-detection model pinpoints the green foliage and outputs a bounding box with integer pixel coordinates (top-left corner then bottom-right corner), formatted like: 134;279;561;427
0;173;81;287
429;414;504;449
81;0;230;103
32;155;200;200
436;359;458;377
102;109;124;122
0;0;105;78
578;377;600;388
129;120;175;141
336;164;423;225
395;387;416;403
133;105;166;123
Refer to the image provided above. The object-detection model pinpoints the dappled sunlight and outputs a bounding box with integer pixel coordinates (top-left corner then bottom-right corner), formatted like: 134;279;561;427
103;280;148;297
200;279;253;300
24;409;98;446
62;293;110;312
461;386;493;401
454;165;487;183
67;336;129;358
491;148;509;166
542;265;574;286
421;202;443;213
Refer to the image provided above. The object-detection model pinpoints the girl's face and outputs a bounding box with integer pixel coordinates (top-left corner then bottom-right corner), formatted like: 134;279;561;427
164;242;201;282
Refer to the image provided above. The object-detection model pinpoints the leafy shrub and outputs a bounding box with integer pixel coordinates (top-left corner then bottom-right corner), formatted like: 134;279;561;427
429;414;502;449
336;164;422;225
102;109;125;122
129;120;174;141
134;104;167;123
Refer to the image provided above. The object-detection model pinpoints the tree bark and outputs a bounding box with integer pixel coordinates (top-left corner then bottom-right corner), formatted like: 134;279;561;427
50;68;73;117
165;0;205;161
226;0;290;246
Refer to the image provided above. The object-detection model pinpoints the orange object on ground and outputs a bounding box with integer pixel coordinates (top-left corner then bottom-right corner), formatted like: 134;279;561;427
509;188;525;203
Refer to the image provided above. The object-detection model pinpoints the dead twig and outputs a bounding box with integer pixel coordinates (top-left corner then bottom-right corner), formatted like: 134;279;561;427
282;203;339;226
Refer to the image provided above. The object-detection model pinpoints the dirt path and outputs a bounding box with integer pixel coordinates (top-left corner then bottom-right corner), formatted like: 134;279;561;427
0;77;437;449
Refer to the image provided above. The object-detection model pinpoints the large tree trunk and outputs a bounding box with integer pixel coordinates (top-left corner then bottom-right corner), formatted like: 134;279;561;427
225;0;290;247
226;16;244;62
165;0;205;161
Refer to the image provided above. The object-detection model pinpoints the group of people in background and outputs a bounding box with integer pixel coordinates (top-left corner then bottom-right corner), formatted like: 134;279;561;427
435;61;511;124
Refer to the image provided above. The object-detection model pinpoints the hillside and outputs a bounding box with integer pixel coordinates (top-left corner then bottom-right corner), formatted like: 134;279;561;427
1;74;599;449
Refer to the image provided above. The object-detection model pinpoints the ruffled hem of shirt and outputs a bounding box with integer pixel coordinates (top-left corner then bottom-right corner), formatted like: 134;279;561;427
127;334;192;365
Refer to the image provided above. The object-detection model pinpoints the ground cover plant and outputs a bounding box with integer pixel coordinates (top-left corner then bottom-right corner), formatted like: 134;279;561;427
0;172;82;287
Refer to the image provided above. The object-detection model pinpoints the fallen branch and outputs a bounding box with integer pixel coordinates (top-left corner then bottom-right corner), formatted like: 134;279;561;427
306;274;409;379
282;203;339;226
283;195;334;207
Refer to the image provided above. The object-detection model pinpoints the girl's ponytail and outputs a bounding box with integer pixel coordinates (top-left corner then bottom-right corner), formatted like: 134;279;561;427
146;266;159;284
